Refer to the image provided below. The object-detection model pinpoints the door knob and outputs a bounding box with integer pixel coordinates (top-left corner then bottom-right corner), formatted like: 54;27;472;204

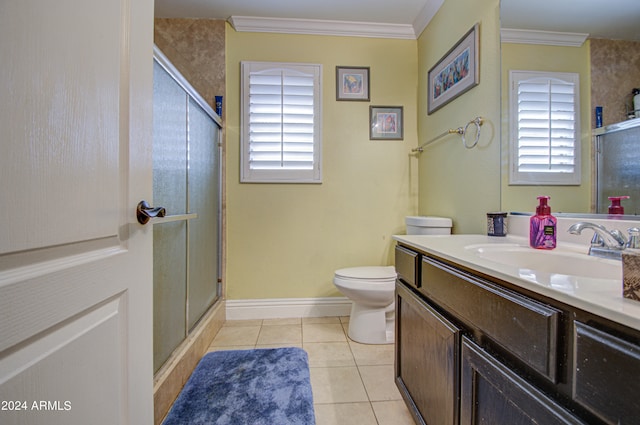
136;200;166;225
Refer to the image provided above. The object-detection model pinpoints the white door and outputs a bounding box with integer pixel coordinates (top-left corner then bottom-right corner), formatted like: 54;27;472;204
0;0;154;424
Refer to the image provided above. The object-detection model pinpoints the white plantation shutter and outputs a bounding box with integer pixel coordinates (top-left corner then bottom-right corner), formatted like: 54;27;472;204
241;62;322;183
509;71;581;185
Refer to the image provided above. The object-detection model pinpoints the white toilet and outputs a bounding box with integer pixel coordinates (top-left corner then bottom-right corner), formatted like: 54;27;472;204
334;266;397;344
333;216;452;345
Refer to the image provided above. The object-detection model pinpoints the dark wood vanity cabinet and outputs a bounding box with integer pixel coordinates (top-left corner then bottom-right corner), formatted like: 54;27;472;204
395;243;640;425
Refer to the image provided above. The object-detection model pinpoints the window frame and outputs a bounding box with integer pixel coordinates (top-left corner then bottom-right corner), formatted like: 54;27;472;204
240;61;322;184
508;70;581;186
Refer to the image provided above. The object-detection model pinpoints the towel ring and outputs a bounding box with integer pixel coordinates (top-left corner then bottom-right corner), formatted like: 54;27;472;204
411;116;484;153
461;117;483;149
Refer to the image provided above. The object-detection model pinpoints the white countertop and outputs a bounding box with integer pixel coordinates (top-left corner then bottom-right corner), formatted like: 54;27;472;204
393;233;640;332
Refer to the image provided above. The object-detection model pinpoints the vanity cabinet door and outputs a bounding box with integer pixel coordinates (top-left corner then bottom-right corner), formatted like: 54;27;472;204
573;321;640;424
395;282;460;425
461;337;586;425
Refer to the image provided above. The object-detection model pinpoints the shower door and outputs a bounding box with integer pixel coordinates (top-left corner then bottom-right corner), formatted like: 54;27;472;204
595;119;640;215
152;48;222;373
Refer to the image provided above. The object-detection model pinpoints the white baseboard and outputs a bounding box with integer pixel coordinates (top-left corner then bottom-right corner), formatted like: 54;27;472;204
226;297;352;320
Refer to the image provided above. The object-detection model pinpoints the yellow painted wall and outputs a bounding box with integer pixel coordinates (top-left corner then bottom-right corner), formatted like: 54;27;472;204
417;0;502;234
500;42;592;213
225;26;419;299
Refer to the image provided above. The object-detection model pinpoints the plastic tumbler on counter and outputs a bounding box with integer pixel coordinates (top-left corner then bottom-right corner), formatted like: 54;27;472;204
487;212;508;237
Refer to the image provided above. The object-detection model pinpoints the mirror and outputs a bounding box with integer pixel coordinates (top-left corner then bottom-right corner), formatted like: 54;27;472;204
500;0;640;216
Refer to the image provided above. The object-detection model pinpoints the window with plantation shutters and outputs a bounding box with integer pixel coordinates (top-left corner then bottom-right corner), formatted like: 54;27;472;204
509;71;581;185
241;62;322;183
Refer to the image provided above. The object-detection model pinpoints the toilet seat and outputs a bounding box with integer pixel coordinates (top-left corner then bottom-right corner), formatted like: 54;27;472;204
334;266;396;282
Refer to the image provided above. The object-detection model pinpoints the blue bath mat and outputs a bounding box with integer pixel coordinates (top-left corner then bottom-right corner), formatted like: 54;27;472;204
162;347;316;425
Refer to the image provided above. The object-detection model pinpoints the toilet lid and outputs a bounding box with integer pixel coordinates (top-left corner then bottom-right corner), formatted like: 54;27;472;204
335;266;396;280
405;215;452;227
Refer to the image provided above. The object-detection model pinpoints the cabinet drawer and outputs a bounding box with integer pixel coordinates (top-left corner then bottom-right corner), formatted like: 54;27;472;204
395;245;420;288
573;321;640;425
421;256;560;382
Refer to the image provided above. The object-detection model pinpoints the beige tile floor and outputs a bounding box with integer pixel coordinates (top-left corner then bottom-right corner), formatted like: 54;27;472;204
207;316;416;425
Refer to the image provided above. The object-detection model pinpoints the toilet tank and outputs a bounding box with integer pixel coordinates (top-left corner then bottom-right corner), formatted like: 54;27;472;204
405;216;452;235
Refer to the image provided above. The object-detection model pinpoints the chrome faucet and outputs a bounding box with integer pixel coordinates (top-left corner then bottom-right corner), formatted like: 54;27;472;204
567;222;637;260
628;227;640;249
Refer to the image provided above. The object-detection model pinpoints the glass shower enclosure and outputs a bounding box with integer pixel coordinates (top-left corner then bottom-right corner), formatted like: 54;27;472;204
152;47;222;373
595;118;640;215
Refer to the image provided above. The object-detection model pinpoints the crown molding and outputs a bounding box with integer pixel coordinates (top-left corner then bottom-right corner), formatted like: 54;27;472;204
501;28;589;47
229;15;417;39
412;0;444;38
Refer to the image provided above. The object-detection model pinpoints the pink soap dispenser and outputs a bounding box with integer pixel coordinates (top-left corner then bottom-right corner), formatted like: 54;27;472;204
608;196;630;216
530;196;557;250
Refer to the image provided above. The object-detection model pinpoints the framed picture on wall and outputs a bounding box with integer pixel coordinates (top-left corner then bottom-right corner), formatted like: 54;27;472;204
370;106;403;140
336;66;370;101
427;23;480;114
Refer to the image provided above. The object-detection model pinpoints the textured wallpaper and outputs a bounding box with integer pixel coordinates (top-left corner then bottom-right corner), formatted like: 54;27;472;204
154;19;225;110
591;38;640;126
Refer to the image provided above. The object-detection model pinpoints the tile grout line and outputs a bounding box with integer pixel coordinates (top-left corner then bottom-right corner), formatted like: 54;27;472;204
341;319;383;425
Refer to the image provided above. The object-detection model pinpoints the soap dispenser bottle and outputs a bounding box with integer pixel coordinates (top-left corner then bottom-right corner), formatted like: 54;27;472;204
608;196;630;216
530;196;557;250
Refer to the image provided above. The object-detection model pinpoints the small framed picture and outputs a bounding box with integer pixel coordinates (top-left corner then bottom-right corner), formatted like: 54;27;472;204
370;106;403;140
336;66;370;101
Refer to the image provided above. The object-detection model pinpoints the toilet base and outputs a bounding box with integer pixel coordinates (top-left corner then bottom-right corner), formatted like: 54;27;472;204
347;302;395;345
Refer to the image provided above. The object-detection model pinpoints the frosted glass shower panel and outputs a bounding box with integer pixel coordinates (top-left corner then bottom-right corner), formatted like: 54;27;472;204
152;49;222;373
152;61;188;217
596;122;640;215
152;60;188;373
187;98;221;329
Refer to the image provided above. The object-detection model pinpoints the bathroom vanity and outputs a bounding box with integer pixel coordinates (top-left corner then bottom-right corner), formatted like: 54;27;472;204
393;234;640;425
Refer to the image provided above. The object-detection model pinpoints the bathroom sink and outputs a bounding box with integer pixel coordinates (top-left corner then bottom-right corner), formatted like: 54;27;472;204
465;244;621;280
